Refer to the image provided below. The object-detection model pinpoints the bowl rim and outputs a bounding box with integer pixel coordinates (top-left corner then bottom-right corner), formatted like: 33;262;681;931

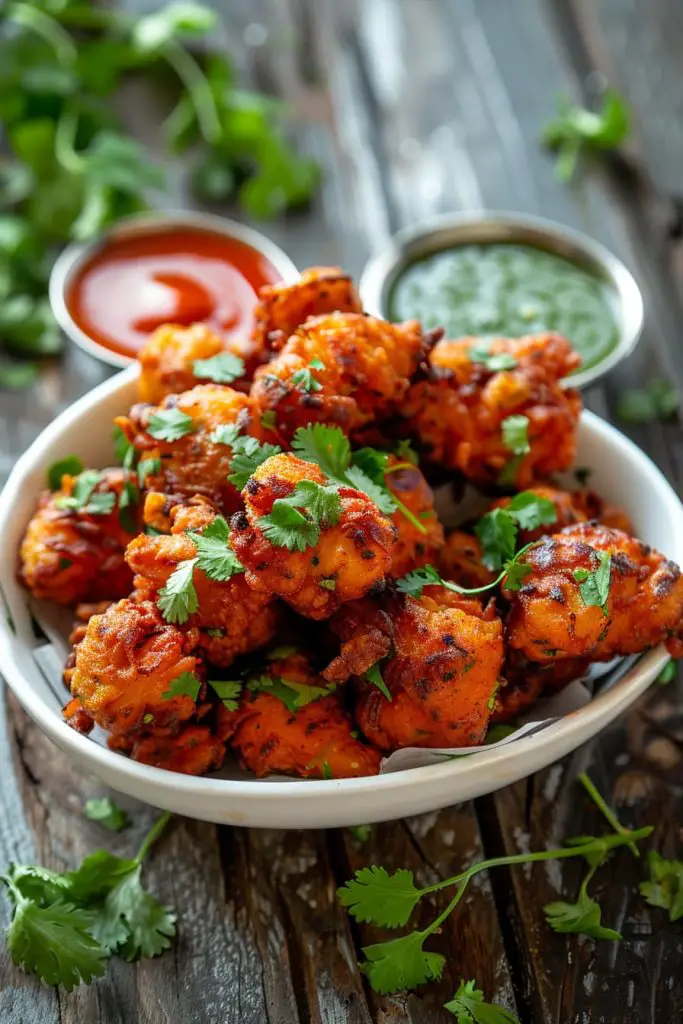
0;367;679;824
48;210;300;369
359;210;645;390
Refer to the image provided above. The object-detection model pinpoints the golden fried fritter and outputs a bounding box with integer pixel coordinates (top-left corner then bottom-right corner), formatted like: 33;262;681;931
19;468;136;606
250;313;430;441
504;522;683;662
116;384;270;514
385;455;444;577
402;334;582;487
325;589;503;748
437;531;497;590
126;499;280;666
252;266;362;355
229;453;396;619
126;725;225;775
571;488;633;535
66;598;204;740
228;652;381;778
138;322;249;404
492;651;590;723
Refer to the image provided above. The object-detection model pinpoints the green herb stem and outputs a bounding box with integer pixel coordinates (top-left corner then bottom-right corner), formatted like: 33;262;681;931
162;40;222;146
578;772;639;857
8;1;78;65
54;107;85;175
392;496;428;535
136;811;173;864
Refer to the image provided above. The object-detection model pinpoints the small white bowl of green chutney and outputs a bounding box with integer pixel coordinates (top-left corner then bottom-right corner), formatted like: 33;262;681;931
359;211;644;389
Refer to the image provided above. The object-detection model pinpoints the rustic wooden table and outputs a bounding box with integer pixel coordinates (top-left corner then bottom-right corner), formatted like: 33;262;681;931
2;1;683;1021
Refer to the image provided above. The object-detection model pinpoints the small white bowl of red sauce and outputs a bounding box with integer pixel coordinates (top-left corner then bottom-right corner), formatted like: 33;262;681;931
49;211;299;368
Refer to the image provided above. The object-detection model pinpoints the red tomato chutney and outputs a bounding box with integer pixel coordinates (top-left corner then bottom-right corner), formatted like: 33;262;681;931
66;227;283;359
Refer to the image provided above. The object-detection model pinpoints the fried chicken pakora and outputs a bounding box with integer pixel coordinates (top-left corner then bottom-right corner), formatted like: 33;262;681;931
65;598;205;740
126;499;280;666
402;333;582;487
252;266;362;355
228;652;380;779
385;455;444;577
229;452;396;619
250;313;432;441
116;384;269;514
504;522;683;663
138;322;248;404
325;589;503;748
19;467;136;606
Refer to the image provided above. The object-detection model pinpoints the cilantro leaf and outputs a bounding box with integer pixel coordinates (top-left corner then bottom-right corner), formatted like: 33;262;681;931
259;480;342;551
147;408;196;442
209;679;242;712
348;824;372;844
47;455;83;491
157;558;198;624
54;470;116;516
227;436;283;489
656;659;677;685
394;439;419;465
112;425;137;469
247;674;332;712
543;90;630;181
192;352;245;384
501;415;530;456
161;671;201;701
365;662;392;701
573;550;611;615
505;492;557;531
544;887;621;941
475;509;518;571
346;464;397;514
360;932;445;994
211;424;242;447
445;980;520;1023
84;798;131;833
292;424;351;480
137;457;161;486
396;564;445;598
188;515;243;581
4;896;107;990
97;865;175;960
639;851;683;921
501;557;532;591
616;379;679;424
291;367;323;392
468;346;518;372
337;866;422;927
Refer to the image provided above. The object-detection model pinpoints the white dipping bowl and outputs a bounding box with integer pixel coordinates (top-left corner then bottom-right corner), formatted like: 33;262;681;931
1;367;681;828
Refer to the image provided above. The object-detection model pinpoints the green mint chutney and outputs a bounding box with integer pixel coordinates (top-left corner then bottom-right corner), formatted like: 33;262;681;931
388;243;619;372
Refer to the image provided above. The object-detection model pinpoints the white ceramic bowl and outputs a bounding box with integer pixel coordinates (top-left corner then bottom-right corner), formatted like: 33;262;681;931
1;368;681;828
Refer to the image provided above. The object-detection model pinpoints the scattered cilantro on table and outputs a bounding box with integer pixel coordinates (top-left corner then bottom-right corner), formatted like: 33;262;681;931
615;379;679;424
542;89;630;181
83;797;131;834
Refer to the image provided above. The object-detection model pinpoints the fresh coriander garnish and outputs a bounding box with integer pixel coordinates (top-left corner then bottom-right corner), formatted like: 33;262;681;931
83;797;131;833
445;980;520;1023
147;408;196;442
291;364;323;392
573;550;611;616
161;671;201;701
157;560;199;624
468;346;518;372
656;659;677;685
259;480;342;551
544;874;622;941
266;644;299;660
499;414;530;485
475;492;557;571
365;661;392;701
348;824;372;845
47;455;84;491
0;812;174;989
137;457;161;486
192;352;245;384
209;680;242;712
322;762;334;779
227;436;283;489
187;515;243;580
211;424;242;447
54;470;117;515
246;673;333;712
542;89;630;181
396;546;533;600
394;439;419;465
616;379;679;424
117;480;139;533
639;851;683;921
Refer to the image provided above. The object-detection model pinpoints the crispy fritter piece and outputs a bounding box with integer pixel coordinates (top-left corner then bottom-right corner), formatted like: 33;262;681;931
402;334;582;487
437;531;496;590
229;652;381;779
385;455;444;577
252;266;362;355
250;313;431;441
126;499;280;666
127;725;225;775
504;522;683;662
229;453;396;619
66;598;204;739
492;652;590;723
19;468;136;606
326;589;503;749
116;384;270;514
571;488;633;535
138;322;249;404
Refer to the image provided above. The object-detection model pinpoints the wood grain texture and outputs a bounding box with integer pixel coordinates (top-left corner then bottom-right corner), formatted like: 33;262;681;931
2;0;683;1021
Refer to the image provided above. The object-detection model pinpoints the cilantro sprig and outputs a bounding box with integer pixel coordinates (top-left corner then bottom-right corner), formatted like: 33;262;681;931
338;773;652;996
573;550;611;616
396;545;534;600
542;89;630;181
475;492;557;571
468;345;518;372
445;980;520;1023
499;415;530;485
639;851;683;921
157;515;243;623
147;407;196;442
54;470;117;515
259;480;342;552
191;352;245;384
246;673;334;712
1;812;175;990
83;798;131;834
